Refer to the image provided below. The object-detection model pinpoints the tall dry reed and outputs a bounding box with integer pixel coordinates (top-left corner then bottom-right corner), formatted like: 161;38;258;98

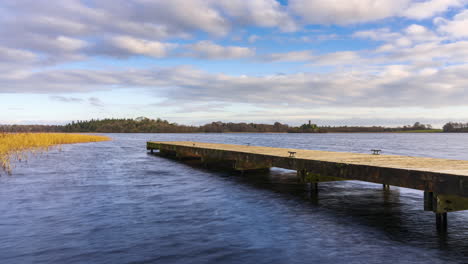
0;133;110;174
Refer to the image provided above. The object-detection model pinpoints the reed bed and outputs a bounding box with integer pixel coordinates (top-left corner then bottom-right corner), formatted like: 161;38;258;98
0;133;110;174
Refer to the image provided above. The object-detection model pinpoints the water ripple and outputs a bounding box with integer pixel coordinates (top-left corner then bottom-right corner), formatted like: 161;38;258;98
2;133;468;263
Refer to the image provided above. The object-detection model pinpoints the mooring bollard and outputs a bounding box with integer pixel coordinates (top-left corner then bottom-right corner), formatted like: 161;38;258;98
371;149;382;155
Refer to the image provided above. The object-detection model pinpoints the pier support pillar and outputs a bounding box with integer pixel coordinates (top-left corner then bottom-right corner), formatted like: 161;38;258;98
424;191;434;211
436;213;448;232
423;192;468;231
297;169;308;183
310;182;318;191
308;182;319;203
383;184;390;190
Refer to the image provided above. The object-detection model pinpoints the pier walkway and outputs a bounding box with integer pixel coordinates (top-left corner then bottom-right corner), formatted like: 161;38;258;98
147;141;468;231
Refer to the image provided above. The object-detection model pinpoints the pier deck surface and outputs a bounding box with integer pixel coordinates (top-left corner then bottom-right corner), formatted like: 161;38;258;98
150;141;468;176
147;141;468;200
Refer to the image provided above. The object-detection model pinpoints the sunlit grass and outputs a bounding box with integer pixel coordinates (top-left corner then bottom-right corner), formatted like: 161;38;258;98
0;133;110;174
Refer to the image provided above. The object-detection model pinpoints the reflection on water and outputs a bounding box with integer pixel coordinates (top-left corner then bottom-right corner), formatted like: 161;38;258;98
1;133;468;264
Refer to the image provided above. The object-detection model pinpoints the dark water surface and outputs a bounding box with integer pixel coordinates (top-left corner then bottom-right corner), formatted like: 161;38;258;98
2;133;468;264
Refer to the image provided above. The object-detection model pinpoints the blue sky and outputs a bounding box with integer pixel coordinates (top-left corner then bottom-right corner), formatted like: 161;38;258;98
0;0;467;127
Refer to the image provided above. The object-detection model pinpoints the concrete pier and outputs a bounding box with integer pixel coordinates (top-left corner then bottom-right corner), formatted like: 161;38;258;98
147;141;468;231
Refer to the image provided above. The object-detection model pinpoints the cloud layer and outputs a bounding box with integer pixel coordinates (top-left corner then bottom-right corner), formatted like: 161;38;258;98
1;0;468;123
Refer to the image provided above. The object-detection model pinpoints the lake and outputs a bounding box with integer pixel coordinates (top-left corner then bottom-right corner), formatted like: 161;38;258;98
2;133;468;264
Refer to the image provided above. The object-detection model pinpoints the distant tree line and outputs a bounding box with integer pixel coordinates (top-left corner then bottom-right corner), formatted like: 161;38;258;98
443;122;468;133
0;118;447;133
292;121;434;133
63;117;198;133
200;121;290;133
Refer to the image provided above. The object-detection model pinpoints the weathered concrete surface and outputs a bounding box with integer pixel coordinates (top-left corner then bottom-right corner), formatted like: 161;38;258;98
147;141;468;201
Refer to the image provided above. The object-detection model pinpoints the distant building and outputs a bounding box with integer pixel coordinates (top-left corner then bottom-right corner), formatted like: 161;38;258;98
301;120;317;130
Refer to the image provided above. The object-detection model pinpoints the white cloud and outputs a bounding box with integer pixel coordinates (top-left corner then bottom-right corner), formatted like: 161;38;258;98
311;51;361;66
263;50;361;65
108;36;176;58
0;0;295;65
404;24;439;41
35;15;90;35
354;24;440;51
353;28;401;42
127;0;230;36
403;0;465;19
289;0;411;24
56;36;88;52
389;40;468;63
1;0;468;123
290;0;466;25
0;46;37;63
0;0;464;67
90;38;254;59
215;0;297;31
248;35;261;43
436;9;468;38
263;50;315;62
185;41;255;59
2;64;467;109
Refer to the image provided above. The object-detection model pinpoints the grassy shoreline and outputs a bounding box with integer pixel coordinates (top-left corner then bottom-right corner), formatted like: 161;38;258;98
393;129;443;133
0;133;110;174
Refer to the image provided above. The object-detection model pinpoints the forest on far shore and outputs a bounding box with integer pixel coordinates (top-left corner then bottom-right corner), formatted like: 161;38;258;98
0;117;454;133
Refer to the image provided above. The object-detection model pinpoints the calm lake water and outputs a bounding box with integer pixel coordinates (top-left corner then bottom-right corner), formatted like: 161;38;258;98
2;133;468;264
